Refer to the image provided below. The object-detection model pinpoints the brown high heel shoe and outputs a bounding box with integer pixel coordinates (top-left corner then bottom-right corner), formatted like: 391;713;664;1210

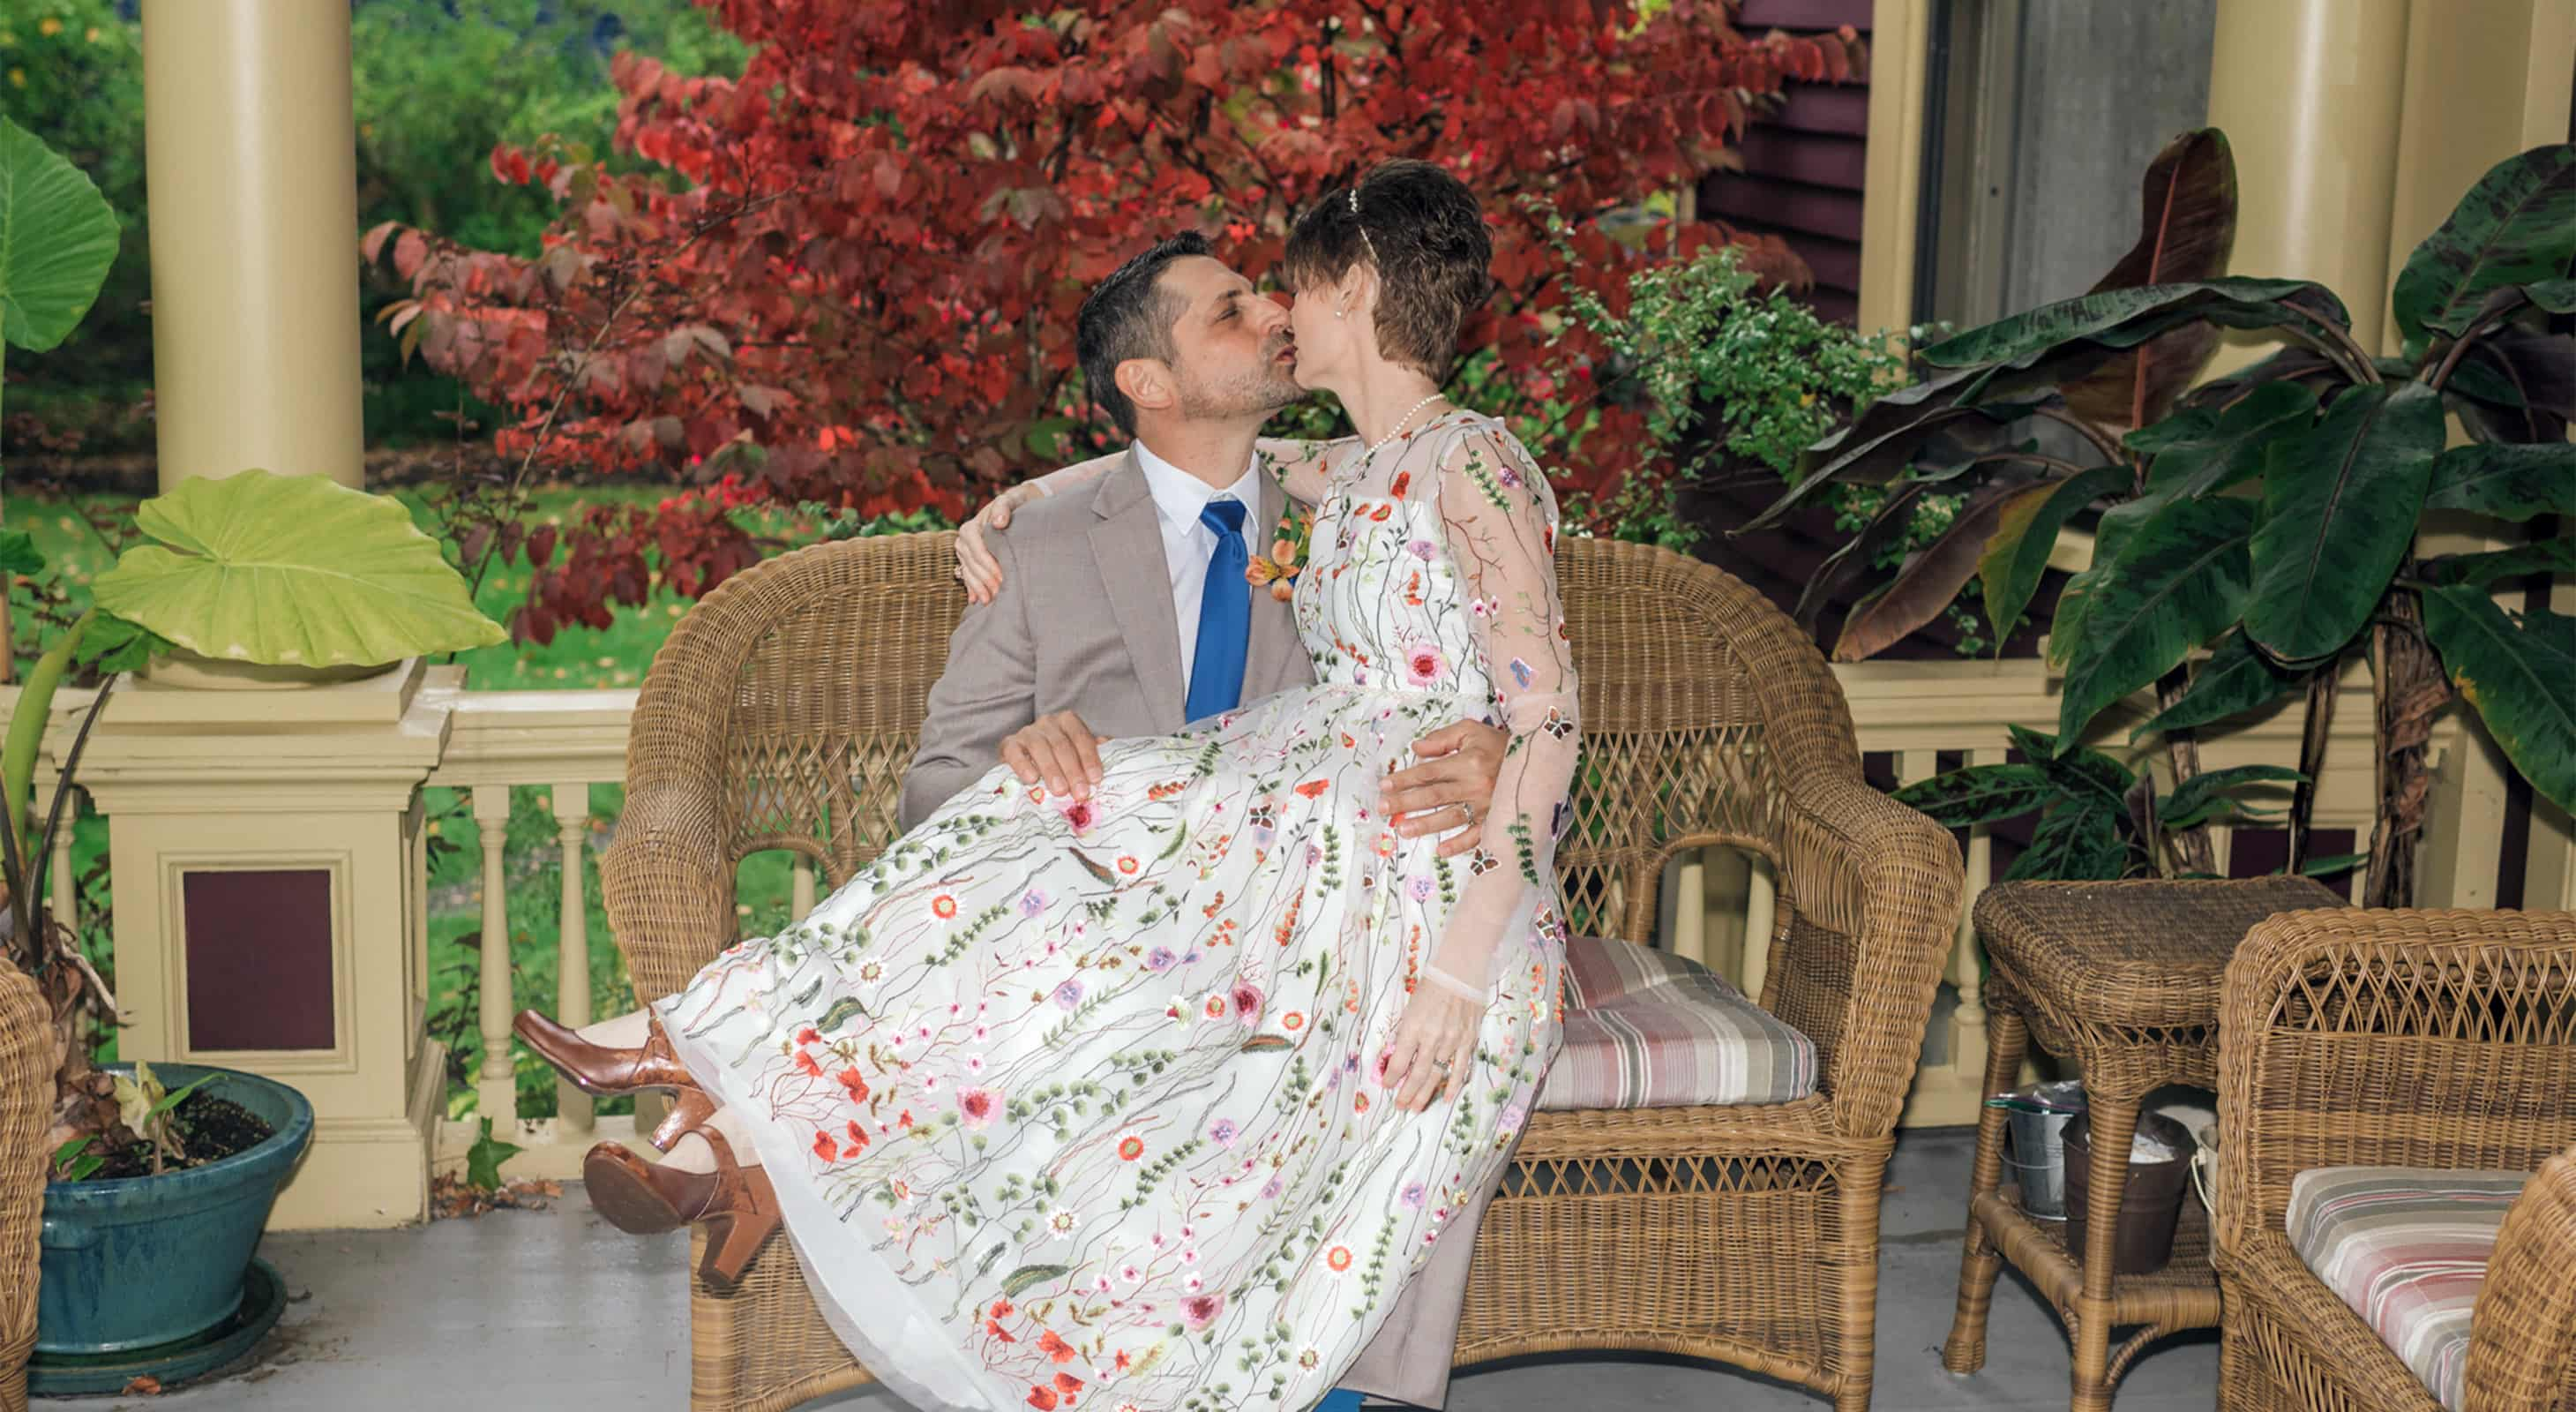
582;1128;782;1287
513;1010;713;1151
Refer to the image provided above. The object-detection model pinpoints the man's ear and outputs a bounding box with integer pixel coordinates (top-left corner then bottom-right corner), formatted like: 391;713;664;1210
1115;358;1177;418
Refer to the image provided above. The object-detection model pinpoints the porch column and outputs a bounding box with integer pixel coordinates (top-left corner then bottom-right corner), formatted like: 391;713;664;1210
2205;0;2412;357
141;0;363;490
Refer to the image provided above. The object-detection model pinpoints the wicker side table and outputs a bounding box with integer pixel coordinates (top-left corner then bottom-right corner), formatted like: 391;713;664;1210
1940;876;2347;1411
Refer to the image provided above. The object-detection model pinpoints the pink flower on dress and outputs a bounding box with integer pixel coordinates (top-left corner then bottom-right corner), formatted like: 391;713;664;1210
1180;1292;1224;1330
1231;982;1263;1022
1061;800;1094;832
1404;642;1446;686
958;1087;1000;1129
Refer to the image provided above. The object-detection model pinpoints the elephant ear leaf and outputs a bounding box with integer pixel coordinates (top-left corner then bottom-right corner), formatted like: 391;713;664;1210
2061;129;2238;432
2392;143;2576;343
2243;382;2445;665
0;116;121;355
2052;496;2256;751
93;469;508;668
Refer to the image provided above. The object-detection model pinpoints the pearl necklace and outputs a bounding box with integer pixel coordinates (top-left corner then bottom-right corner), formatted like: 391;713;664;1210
1367;394;1447;457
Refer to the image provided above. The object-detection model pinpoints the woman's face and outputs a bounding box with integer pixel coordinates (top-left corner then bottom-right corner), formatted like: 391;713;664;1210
1285;267;1365;391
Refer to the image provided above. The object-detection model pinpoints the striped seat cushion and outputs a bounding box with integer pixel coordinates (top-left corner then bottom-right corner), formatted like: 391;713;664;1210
2287;1166;2532;1411
1537;935;1819;1112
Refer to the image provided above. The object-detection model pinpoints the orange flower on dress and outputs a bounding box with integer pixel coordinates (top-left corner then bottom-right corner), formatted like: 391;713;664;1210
1117;1135;1144;1161
932;894;958;919
1293;778;1329;800
1038;1330;1077;1363
837;1066;870;1102
812;1130;840;1161
1327;1245;1352;1271
793;1050;824;1078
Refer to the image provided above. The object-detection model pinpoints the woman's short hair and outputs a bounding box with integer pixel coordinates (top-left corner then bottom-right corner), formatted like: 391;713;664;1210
1281;159;1492;379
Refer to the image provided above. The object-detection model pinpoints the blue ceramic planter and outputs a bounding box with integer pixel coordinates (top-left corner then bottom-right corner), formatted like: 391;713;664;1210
36;1063;312;1356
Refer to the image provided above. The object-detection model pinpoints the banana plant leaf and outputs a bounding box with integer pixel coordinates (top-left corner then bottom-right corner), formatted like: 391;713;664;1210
1749;364;2044;533
1977;464;2132;649
2420;584;2576;818
2243;381;2445;664
2391;144;2576;343
2130;631;2297;740
2422;439;2576;522
2052;496;2256;751
2060;129;2239;432
0;116;121;356
2422;539;2576;589
2446;330;2575;444
2176;346;2342;414
1918;278;2340;372
2130;379;2320;504
1833;477;2041;662
2161;763;2305;830
94;469;509;668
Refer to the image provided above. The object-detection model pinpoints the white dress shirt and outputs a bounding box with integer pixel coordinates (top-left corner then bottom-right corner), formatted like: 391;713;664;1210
1132;439;1260;695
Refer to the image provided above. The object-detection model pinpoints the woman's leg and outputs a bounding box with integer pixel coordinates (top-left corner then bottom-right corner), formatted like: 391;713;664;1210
573;1008;652;1047
657;1100;761;1175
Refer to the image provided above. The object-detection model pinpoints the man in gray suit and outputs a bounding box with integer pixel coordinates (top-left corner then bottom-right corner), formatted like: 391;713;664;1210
900;233;1509;1409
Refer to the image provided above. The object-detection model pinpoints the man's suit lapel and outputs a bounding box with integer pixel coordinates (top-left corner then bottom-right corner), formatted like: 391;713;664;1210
1242;469;1305;693
1088;453;1189;732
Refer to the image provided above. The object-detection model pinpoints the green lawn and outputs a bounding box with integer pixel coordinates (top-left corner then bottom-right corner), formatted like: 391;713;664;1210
16;481;894;1118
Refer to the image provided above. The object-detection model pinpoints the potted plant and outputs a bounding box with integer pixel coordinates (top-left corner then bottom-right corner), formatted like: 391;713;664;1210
0;114;507;1391
1752;131;2576;903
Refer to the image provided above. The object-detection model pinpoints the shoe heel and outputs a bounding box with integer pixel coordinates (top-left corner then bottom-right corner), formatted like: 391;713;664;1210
648;1087;715;1152
699;1175;781;1286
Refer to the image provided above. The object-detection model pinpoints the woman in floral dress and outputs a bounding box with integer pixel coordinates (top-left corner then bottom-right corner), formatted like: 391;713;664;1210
517;159;1578;1412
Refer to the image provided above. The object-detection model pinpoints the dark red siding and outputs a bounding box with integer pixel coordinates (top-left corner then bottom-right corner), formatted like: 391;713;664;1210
1700;0;1876;326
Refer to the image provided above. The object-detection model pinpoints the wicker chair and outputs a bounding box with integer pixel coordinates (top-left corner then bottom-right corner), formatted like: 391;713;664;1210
2213;907;2576;1412
1;956;51;1412
597;531;1964;1412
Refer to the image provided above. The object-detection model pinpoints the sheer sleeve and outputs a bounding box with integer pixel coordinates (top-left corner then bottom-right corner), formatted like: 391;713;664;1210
1254;436;1359;506
1417;427;1580;1003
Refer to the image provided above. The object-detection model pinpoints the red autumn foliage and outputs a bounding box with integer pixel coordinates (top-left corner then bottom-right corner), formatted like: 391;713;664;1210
373;0;1856;641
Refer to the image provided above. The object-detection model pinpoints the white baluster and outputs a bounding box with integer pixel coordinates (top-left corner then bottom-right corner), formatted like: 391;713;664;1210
792;855;818;925
1670;849;1708;966
1952;747;1998;1084
1741;857;1777;1003
552;783;593;1137
472;785;517;1129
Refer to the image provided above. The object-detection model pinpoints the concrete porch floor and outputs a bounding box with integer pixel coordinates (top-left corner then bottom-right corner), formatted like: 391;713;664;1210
37;1127;2220;1412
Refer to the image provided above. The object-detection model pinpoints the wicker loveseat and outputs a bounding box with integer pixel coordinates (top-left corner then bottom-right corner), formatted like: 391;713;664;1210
2213;907;2576;1412
1;957;50;1412
597;531;1963;1411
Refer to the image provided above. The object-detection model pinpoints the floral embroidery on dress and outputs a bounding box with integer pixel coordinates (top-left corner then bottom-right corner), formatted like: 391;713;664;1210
655;409;1576;1412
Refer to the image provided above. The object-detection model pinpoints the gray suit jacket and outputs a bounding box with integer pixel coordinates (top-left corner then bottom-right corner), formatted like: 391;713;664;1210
900;451;1311;830
897;449;1495;1407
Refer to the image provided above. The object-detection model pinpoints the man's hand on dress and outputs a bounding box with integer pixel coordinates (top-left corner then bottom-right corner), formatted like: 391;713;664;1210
1379;720;1509;858
1001;711;1105;800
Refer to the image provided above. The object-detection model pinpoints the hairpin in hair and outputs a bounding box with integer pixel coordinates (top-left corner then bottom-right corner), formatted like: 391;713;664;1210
1348;185;1380;267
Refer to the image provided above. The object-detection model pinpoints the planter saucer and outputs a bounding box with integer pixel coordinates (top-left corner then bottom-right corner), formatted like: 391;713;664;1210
27;1257;287;1397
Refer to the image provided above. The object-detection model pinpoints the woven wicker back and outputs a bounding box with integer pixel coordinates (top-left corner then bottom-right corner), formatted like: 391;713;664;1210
610;531;1867;1003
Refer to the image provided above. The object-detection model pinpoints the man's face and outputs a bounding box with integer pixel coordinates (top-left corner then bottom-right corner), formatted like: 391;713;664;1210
1150;255;1303;424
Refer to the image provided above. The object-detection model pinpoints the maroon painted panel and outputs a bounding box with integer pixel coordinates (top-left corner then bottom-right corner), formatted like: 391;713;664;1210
1770;86;1872;136
1730;127;1869;191
1700;175;1866;240
184;867;335;1052
1737;0;1875;28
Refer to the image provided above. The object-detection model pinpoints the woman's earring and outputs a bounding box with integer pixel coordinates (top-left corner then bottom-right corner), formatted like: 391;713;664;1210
1335;306;1347;320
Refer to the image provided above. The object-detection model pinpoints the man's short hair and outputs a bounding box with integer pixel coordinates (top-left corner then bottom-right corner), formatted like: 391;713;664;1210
1076;231;1214;437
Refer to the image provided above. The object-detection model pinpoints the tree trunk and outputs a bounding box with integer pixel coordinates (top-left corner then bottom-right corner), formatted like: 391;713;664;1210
2153;665;2217;875
2365;590;2450;908
2287;667;2340;875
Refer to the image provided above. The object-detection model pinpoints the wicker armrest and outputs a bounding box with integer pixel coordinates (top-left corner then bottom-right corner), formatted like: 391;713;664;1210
599;777;743;1003
1765;770;1964;1140
2461;1143;2576;1412
1;958;52;1410
2213;908;2576;1265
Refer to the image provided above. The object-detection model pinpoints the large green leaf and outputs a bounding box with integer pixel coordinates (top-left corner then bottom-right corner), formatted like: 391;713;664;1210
2060;130;2239;432
2243;381;2444;664
2053;496;2256;750
1892;763;2060;828
2423;538;2576;589
94;469;508;668
1793;479;1933;631
2131;631;2297;740
2161;764;2305;830
1753;364;2042;532
2176;347;2342;415
2130;380;2320;502
0;115;120;355
1833;479;2034;662
1918;278;2339;372
2422;440;2576;522
2003;802;2133;882
1977;464;2131;648
2420;584;2576;818
2392;144;2576;342
2528;278;2576;313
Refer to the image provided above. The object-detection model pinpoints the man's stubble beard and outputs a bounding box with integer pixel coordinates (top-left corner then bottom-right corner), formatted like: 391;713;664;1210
1175;353;1306;426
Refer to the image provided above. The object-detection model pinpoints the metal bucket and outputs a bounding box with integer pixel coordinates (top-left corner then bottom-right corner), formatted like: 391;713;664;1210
1998;1079;2086;1220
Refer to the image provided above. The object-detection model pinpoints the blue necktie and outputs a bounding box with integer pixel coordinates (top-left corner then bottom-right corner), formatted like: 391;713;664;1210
1185;498;1250;722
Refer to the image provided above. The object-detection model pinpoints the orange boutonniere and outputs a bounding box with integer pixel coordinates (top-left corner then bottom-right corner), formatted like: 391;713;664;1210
1244;462;1313;603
